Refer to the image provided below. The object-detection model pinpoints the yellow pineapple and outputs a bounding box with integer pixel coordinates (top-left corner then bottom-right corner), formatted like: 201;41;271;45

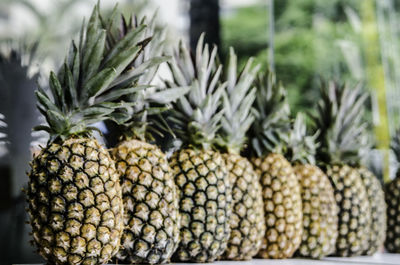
27;4;147;264
246;70;303;259
312;81;372;256
96;12;187;264
217;48;265;260
357;167;386;255
165;34;232;262
285;113;338;258
355;110;386;255
113;139;181;264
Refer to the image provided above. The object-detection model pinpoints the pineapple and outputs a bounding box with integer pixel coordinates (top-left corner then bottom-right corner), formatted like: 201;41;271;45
27;5;147;264
355;123;386;255
285;113;338;258
217;48;265;260
164;34;232;262
312;81;372;256
350;95;386;256
246;70;303;259
112;140;181;264
385;129;400;253
97;11;186;264
358;167;386;255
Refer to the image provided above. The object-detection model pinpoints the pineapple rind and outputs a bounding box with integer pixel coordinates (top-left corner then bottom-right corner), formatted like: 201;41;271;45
357;167;386;255
384;174;400;253
27;138;124;265
112;139;180;264
170;148;232;262
294;164;338;258
252;153;303;259
326;165;371;257
221;153;265;260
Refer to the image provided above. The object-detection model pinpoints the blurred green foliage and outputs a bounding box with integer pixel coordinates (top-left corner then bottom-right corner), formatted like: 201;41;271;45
221;0;363;114
221;6;268;63
221;0;400;181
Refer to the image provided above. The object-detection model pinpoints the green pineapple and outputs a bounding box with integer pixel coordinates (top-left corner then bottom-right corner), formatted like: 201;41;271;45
312;81;372;256
246;70;303;259
165;34;232;262
97;11;187;264
385;129;400;253
285;113;338;258
217;48;265;260
26;5;147;264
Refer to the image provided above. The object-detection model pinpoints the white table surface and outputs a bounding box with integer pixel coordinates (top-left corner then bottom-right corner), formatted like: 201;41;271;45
15;253;400;265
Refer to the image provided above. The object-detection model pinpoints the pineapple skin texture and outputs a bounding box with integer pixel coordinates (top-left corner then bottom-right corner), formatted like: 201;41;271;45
384;174;400;253
251;153;303;259
326;165;371;256
170;148;232;262
221;153;265;260
27;138;124;265
112;139;180;264
357;167;386;255
294;164;338;258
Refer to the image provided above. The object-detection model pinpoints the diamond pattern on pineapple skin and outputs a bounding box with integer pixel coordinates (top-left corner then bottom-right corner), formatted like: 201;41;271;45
252;153;303;259
385;175;400;253
27;138;124;265
112;139;180;264
221;153;265;260
326;165;371;257
170;148;232;263
294;164;338;258
357;167;386;255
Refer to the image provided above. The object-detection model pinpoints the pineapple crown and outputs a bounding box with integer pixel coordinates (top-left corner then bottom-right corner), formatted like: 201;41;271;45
100;8;166;85
246;69;291;157
98;7;188;141
165;33;227;150
285;113;318;165
117;12;166;85
34;4;154;142
391;128;400;164
312;80;369;167
217;48;259;154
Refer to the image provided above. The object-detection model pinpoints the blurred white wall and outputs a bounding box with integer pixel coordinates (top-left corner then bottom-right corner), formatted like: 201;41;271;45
0;0;188;70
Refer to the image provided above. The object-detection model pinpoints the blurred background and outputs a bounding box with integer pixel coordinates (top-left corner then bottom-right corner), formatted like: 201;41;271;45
0;0;399;263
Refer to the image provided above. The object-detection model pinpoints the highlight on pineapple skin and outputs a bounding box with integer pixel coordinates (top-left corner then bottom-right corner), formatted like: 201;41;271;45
27;138;124;265
252;153;303;259
294;164;338;259
170;148;232;263
326;165;371;257
221;153;265;260
112;139;180;264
